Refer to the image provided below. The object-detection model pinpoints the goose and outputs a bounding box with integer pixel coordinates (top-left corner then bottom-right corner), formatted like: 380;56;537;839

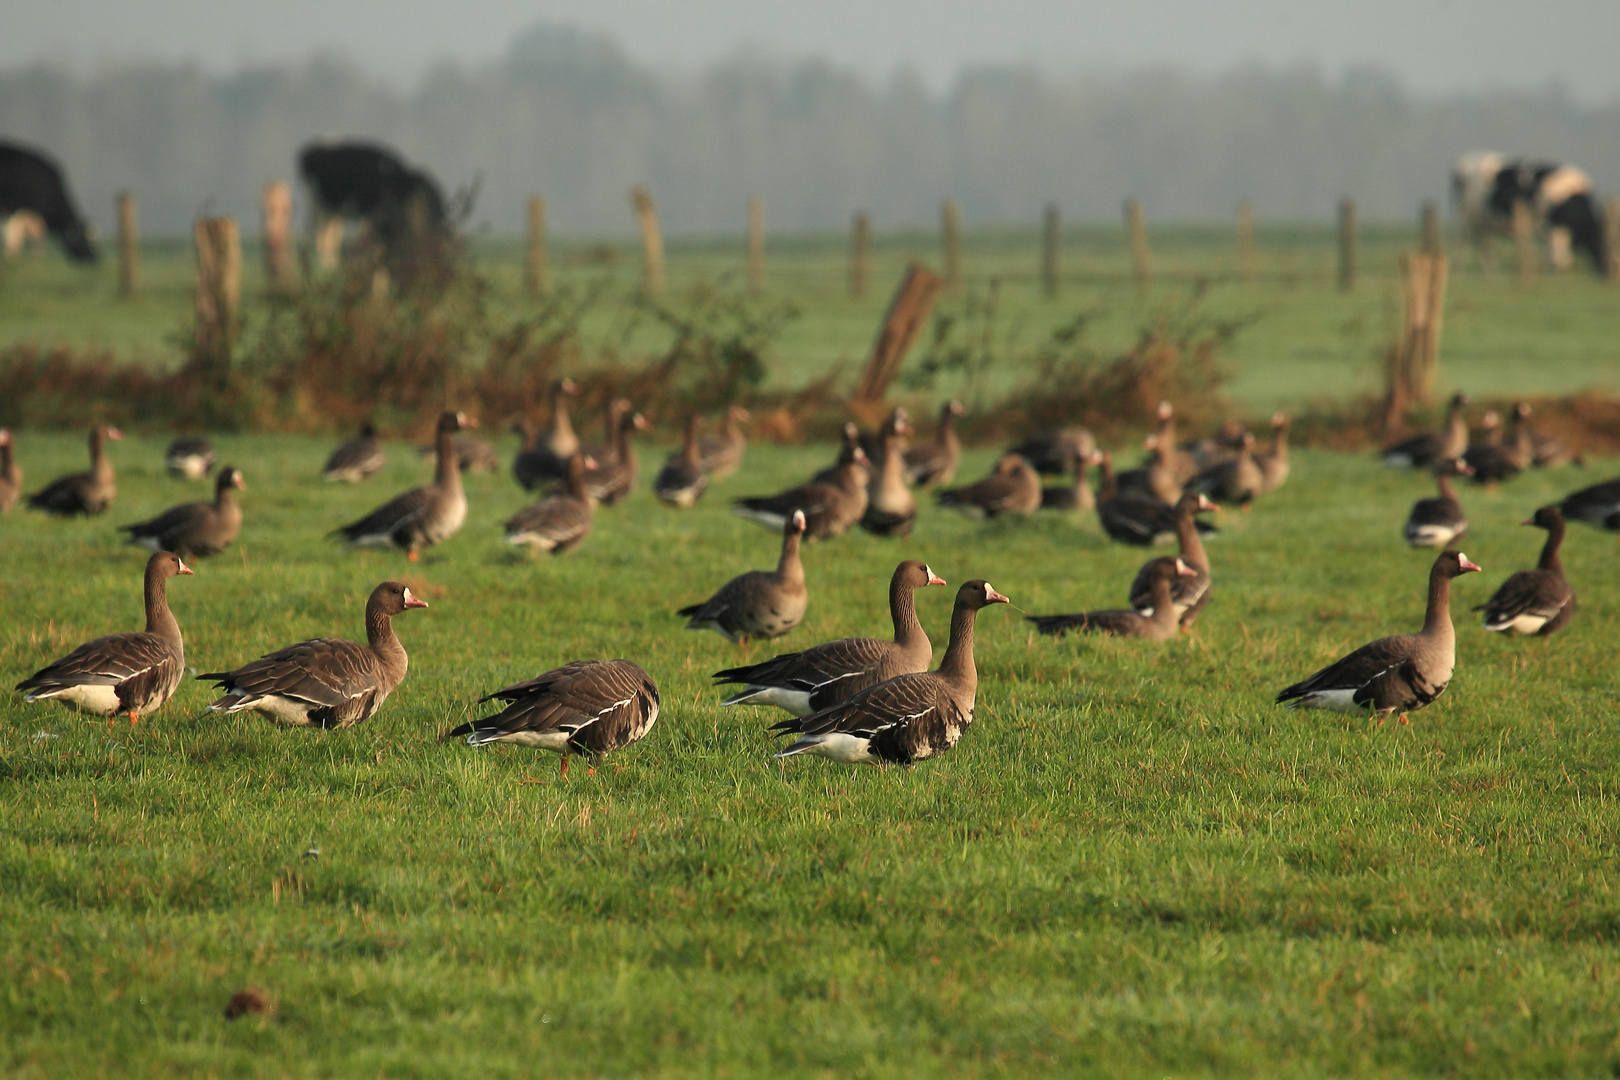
904;400;964;487
937;454;1041;518
121;465;245;558
1382;391;1469;468
1276;550;1481;724
334;410;474;560
163;436;215;480
322;422;385;483
1464;402;1532;485
1558;477;1620;533
1129;493;1218;627
503;452;596;556
772;579;1009;765
1529;422;1577;469
698;405;750;479
27;424;121;516
713;560;946;716
581;397;627;466
447;659;660;777
15;551;192;725
583;402;648;505
1096;452;1216;547
1404;458;1471;548
679;510;808;642
1184;420;1248;471
419;432;500;474
513;377;580;489
1255;412;1291;494
653;413;709;508
1007;427;1096;476
1041;449;1101;511
1115;433;1183;506
1196;430;1264;509
0;429;20;513
1474;506;1575;637
1027;557;1196;639
200;580;427;728
1151;401;1201;485
861;413;917;537
734;448;869;542
811;423;863;485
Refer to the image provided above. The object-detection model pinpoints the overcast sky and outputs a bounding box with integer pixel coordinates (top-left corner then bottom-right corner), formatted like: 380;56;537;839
9;0;1620;103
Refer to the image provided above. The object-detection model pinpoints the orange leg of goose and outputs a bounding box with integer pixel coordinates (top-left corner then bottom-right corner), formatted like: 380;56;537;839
407;550;419;563
1399;713;1410;725
129;710;138;727
559;756;569;778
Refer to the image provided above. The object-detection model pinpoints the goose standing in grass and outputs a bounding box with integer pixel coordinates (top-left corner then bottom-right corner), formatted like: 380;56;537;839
334;410;474;561
735;447;869;542
513;378;580;490
15;551;192;726
1146;401;1201;487
713;560;946;716
503;452;596;556
1558;476;1620;534
420;432;499;474
904;400;964;487
323;422;385;483
698;405;750;480
1196;430;1264;509
937;453;1041;518
654;413;709;508
1276;550;1481;725
1474;506;1575;637
1129;493;1218;627
1465;402;1533;486
1008;427;1096;476
163;436;215;480
0;429;20;513
447;659;660;777
1115;433;1184;506
772;579;1009;765
1028;557;1196;639
1096;452;1216;547
1404;458;1471;549
27;424;120;517
679;510;808;642
811;423;864;484
1041;449;1102;511
861;412;917;537
121;465;244;559
1255;412;1291;494
201;581;426;728
1382;391;1469;468
583;402;648;505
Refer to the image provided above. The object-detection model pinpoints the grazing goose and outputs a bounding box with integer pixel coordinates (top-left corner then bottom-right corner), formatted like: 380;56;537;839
1041;449;1101;511
1115;433;1183;506
1129;493;1218;627
809;423;862;485
1255;412;1291;494
713;560;946;716
0;429;20;513
15;551;192;725
1558;477;1620;534
334;410;474;560
163;436;215;480
1196;430;1264;509
904;400;964;487
679;510;808;642
772;579;1009;765
698;405;750;479
121;465;244;558
1096;453;1216;547
937;453;1041;518
653;413;709;508
1530;422;1577;469
503;452;596;556
27;424;121;517
420;432;500;474
1028;557;1196;640
735;448;870;542
1474;506;1575;637
513;377;580;490
1184;421;1248;471
583;402;648;505
1464;402;1533;486
1404;458;1471;549
1276;550;1481;724
1382;391;1469;468
201;581;427;728
447;659;660;776
323;422;386;483
861;414;917;537
1008;427;1096;476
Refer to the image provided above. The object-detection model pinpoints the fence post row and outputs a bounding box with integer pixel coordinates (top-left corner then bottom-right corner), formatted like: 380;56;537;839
261;181;297;296
116;191;139;299
193;217;241;378
630;186;664;298
1512;200;1537;287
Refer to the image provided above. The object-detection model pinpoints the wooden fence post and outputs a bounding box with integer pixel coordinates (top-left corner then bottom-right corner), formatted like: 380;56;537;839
1420;200;1442;255
1606;200;1620;282
261;181;297;296
850;211;870;298
747;195;765;294
854;263;946;404
1384;252;1449;428
941;200;962;290
1337;197;1357;292
116;191;139;299
1237;202;1257;282
630;186;664;298
1041;203;1060;297
193;217;241;379
1512;199;1537;287
1124;199;1151;287
524;196;548;297
314;215;342;272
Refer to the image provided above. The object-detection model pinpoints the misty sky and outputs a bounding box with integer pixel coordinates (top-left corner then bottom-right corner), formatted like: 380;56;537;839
8;0;1620;103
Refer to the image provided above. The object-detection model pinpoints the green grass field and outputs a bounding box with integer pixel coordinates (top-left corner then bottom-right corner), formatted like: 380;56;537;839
4;426;1620;1076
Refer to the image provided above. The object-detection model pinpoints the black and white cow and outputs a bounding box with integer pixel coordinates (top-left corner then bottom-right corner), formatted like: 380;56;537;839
298;141;447;256
1452;152;1609;275
0;142;98;264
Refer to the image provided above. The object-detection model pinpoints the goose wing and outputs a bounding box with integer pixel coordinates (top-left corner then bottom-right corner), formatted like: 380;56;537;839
201;638;380;708
449;659;660;754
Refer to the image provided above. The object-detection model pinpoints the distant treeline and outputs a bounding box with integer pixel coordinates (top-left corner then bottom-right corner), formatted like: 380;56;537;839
3;23;1619;237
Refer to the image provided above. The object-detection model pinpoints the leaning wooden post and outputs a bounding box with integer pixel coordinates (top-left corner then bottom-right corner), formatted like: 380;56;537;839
1041;203;1061;297
261;181;297;296
1337;197;1357;292
854;263;946;405
746;195;765;294
1605;200;1620;282
524;196;549;297
1124;199;1151;287
116;191;139;299
850;211;870;298
1237;202;1257;282
941;199;962;290
193;217;241;380
1420;200;1442;255
1512;199;1537;287
630;186;664;298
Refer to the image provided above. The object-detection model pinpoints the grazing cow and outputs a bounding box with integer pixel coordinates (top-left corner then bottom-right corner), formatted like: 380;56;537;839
0;142;97;263
298;142;447;260
1451;152;1609;275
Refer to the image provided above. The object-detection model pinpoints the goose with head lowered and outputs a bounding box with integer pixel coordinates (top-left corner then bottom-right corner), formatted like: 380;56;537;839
164;436;215;480
1558;476;1620;534
1041;449;1102;512
15;551;192;726
1474;505;1575;637
937;453;1041;518
1128;493;1218;628
121;465;245;559
503;451;596;556
1404;458;1471;548
27;424;121;517
334;410;475;561
811;423;863;485
513;377;581;490
1028;557;1196;640
772;579;1010;766
698;404;750;480
653;413;709;508
200;581;427;728
713;560;946;716
861;410;917;537
446;659;660;777
680;510;808;642
904;400;964;487
0;429;20;513
1007;426;1096;476
1276;550;1482;725
1382;391;1469;468
323;421;385;483
736;446;869;542
1095;452;1217;547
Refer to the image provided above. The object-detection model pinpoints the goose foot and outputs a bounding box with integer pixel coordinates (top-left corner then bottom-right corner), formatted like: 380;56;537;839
128;711;138;727
1398;713;1410;726
559;756;569;778
407;550;420;563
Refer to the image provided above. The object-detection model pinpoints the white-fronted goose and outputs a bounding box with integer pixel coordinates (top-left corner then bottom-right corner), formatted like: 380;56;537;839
122;465;244;559
1184;420;1248;471
0;429;20;513
1530;422;1577;468
861;415;917;537
420;433;500;474
1096;453;1216;547
584;401;647;505
1117;432;1185;505
1028;557;1195;640
1255;412;1290;494
1041;449;1101;511
679;510;808;642
323;422;385;483
937;453;1041;518
1007;427;1096;476
904;401;964;487
1196;430;1263;509
698;405;750;479
334;410;474;560
1464;402;1532;485
1152;401;1202;486
811;423;863;485
447;659;660;776
1474;505;1575;637
1559;477;1620;533
503;452;596;556
654;413;709;508
1277;550;1481;724
15;551;192;725
513;377;580;490
1382;392;1469;468
164;436;215;480
580;397;626;466
772;579;1009;765
1129;493;1218;626
713;560;946;716
1404;458;1471;549
735;448;870;542
28;424;121;517
201;581;427;728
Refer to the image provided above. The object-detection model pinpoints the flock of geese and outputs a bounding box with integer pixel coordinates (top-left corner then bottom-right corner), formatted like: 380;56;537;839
4;385;1618;772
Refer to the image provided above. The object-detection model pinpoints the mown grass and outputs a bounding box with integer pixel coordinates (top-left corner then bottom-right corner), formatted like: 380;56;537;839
3;430;1620;1077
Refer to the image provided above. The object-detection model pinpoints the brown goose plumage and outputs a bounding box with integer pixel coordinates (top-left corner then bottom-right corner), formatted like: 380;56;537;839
938;453;1041;517
653;413;709;508
904;400;964;487
1007;427;1096;476
583;402;647;505
15;551;192;724
1095;453;1217;547
1196;430;1264;508
1464;402;1533;485
698;405;750;479
1255;412;1290;494
201;581;427;728
1382;391;1469;468
735;447;870;542
1559;476;1620;533
1474;505;1575;637
163;436;216;480
811;423;863;485
1028;557;1195;640
503;451;596;555
713;560;947;716
0;429;21;513
27;424;121;517
420;432;500;474
679;510;808;642
122;465;245;558
323;422;385;483
1041;449;1100;511
861;416;917;537
513;378;580;489
335;411;474;560
772;579;1010;765
1128;493;1218;626
1404;458;1471;548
